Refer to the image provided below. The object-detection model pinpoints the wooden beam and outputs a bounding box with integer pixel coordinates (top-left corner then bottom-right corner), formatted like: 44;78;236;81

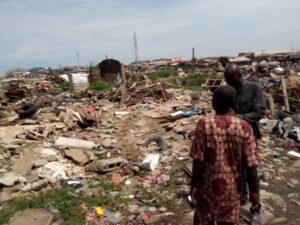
280;77;290;111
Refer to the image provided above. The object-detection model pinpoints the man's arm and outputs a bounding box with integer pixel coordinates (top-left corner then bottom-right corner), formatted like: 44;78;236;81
237;85;266;123
189;120;206;204
190;160;204;204
246;166;260;208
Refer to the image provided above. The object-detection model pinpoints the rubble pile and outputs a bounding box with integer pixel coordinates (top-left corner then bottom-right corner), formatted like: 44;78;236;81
94;82;173;106
0;71;299;224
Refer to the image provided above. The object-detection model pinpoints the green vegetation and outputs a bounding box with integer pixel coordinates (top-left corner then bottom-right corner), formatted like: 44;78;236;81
183;85;204;92
88;81;112;91
182;72;220;86
61;82;71;91
0;181;126;225
147;70;172;80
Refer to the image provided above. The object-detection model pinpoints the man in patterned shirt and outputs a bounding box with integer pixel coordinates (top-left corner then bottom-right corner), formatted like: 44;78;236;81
190;86;260;225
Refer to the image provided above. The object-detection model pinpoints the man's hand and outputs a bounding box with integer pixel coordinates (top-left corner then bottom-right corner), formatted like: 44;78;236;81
249;192;260;209
189;186;198;206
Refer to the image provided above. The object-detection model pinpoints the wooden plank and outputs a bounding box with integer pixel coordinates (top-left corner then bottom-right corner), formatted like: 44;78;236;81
281;77;290;111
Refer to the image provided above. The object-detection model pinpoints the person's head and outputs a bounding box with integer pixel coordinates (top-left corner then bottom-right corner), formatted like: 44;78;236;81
212;86;236;114
224;64;243;89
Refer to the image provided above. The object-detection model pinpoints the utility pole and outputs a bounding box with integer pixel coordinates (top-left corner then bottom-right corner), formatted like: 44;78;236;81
133;31;139;63
76;52;80;65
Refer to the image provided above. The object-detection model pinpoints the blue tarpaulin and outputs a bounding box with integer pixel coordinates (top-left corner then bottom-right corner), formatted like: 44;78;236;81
29;66;46;72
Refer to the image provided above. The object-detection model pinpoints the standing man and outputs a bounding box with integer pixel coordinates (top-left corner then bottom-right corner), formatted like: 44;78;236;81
224;64;266;205
190;86;260;225
224;64;266;139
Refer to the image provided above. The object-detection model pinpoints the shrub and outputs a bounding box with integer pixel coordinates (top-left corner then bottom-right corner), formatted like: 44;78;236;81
88;81;112;91
148;70;172;80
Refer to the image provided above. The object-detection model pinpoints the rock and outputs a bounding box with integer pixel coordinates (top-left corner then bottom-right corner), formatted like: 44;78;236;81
269;217;287;224
0;192;13;203
287;193;299;198
22;179;48;192
37;162;68;184
293;160;300;168
159;207;167;213
137;206;148;213
64;149;90;166
128;215;135;221
24;173;39;183
147;207;157;213
131;166;140;174
40;148;57;161
42;142;52;148
22;119;37;125
12;150;34;176
144;212;175;224
8;208;54;225
0;172;26;186
289;179;299;185
262;171;272;181
55;137;96;149
128;204;139;214
291;199;300;207
34;159;48;167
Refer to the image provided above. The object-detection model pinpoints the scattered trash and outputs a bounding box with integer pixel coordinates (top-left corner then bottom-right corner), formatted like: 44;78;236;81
147;172;170;184
140;154;160;171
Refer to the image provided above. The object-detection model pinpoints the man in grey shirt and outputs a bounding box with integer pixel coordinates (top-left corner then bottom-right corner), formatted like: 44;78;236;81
224;64;266;139
224;64;266;206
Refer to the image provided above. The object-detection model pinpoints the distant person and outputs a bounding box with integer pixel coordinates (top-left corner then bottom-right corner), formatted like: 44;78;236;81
190;86;260;225
224;64;265;205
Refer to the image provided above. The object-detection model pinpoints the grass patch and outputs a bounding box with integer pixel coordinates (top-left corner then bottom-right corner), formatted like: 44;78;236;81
88;81;112;91
0;180;126;225
148;70;172;81
183;86;204;92
61;82;71;91
182;72;221;86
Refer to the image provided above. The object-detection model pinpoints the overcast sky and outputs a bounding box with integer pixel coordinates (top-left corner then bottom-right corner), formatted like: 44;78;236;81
0;0;299;74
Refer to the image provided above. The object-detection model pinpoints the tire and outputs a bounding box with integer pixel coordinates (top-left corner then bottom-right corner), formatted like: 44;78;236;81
77;119;95;129
17;104;38;118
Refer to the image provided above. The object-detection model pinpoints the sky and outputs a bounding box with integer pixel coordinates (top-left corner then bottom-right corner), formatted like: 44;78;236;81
0;0;300;74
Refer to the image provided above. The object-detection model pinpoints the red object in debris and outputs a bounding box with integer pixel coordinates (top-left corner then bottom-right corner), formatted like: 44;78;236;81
87;107;96;113
38;82;50;90
141;213;150;222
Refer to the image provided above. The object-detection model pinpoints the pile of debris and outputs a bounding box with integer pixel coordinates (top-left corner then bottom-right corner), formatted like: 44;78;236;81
0;68;299;224
94;82;173;106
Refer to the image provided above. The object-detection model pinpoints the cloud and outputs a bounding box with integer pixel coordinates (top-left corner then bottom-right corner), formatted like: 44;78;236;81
0;0;300;73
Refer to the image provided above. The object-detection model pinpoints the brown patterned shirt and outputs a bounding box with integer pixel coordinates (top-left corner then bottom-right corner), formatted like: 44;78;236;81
190;115;259;224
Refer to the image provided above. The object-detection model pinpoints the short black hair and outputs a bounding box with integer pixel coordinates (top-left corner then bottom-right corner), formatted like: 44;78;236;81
213;86;236;110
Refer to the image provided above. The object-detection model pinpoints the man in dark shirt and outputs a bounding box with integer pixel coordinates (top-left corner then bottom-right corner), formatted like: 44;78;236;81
224;64;266;139
224;64;266;206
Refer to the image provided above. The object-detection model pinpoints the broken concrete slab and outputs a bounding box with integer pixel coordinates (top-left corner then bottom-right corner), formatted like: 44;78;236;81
12;149;35;175
64;149;90;166
0;125;48;140
85;157;129;173
22;179;48;192
37;162;68;184
0;172;26;187
55;137;96;149
8;208;54;225
40;148;58;161
0;191;13;203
